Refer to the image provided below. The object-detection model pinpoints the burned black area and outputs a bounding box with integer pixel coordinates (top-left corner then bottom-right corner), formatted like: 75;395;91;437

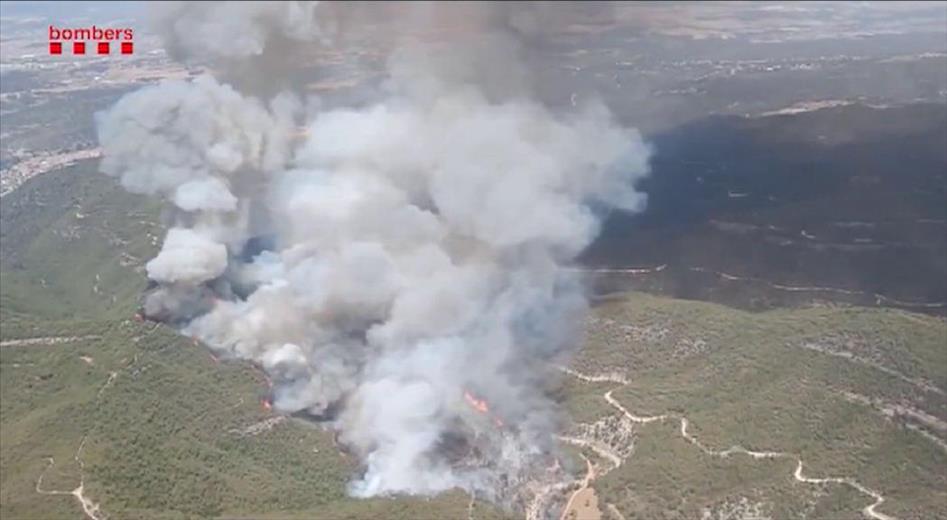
132;105;947;320
436;429;476;464
583;103;947;313
291;398;346;423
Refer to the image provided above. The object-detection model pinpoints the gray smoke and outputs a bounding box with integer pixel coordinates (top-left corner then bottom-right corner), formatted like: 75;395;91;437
98;1;649;506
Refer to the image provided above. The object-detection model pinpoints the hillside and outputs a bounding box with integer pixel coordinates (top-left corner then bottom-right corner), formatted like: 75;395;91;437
0;162;516;519
562;292;947;520
2;158;946;520
584;103;947;315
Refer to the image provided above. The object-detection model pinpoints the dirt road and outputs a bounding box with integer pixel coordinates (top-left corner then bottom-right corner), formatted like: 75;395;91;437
559;366;897;520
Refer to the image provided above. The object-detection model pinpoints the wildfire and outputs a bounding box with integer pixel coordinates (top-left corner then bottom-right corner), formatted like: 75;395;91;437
463;390;490;414
464;389;508;430
132;312;144;323
261;398;273;412
209;352;219;364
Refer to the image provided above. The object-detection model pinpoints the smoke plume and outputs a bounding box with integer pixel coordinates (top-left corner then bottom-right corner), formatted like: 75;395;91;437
98;1;650;508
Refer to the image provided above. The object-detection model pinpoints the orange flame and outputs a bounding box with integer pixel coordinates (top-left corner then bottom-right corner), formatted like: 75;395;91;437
209;352;219;364
464;390;489;414
261;399;272;412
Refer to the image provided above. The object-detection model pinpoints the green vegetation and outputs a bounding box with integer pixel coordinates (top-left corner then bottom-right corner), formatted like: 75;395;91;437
2;161;945;520
1;158;161;322
596;419;858;520
569;292;947;520
1;320;514;519
1;86;131;152
554;378;615;425
0;164;515;519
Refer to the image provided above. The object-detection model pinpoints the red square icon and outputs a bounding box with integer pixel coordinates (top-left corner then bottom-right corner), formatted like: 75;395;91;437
97;42;110;54
121;42;133;55
73;41;86;55
49;42;62;55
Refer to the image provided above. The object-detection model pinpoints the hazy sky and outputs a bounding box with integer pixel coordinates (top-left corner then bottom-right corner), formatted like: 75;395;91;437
3;1;945;40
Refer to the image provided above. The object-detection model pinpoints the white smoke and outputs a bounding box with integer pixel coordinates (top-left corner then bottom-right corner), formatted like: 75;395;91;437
98;1;650;508
145;228;228;284
154;1;322;59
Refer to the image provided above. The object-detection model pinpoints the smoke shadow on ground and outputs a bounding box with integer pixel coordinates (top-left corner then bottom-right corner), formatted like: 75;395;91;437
582;102;947;313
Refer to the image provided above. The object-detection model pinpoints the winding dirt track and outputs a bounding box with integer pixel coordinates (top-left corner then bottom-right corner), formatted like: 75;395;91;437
574;265;946;310
687;267;945;309
559;367;896;520
0;335;101;348
558;455;598;520
35;437;106;520
468;493;476;520
32;352;127;519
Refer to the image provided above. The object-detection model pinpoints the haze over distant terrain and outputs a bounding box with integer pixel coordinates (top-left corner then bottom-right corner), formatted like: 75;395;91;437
1;2;945;520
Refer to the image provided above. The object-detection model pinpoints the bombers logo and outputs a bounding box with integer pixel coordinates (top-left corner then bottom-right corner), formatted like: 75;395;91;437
49;25;134;55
